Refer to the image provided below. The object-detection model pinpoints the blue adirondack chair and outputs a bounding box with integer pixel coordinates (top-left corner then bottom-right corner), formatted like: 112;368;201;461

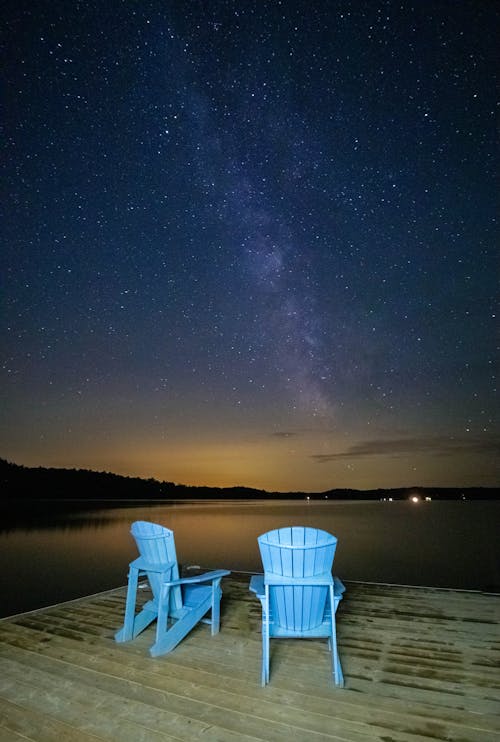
249;526;345;686
115;521;230;657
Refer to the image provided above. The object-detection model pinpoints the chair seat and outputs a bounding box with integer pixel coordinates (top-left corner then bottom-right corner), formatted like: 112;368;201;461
182;584;212;608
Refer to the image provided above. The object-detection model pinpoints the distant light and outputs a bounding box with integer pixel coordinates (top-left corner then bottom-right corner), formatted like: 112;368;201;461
425;496;432;501
411;495;419;503
388;497;393;502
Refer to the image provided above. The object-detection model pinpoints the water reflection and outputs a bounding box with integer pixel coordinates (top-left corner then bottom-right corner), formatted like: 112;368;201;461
1;500;170;533
0;500;498;618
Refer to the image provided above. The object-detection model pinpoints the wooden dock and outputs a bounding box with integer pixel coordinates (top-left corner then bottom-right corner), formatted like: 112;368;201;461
0;574;498;741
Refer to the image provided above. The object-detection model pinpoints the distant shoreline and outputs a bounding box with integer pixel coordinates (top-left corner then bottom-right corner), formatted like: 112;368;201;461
1;458;498;502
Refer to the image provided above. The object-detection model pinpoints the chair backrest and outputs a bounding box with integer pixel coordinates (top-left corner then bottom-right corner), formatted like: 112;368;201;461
258;526;337;631
131;521;182;609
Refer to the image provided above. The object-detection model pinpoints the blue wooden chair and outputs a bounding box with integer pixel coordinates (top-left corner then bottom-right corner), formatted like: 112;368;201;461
249;526;345;686
115;521;230;656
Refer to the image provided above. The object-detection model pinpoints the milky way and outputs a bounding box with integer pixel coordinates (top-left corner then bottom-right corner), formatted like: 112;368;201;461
2;1;498;490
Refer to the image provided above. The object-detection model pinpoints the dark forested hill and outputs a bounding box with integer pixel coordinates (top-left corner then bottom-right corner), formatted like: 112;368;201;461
0;458;267;501
1;458;498;502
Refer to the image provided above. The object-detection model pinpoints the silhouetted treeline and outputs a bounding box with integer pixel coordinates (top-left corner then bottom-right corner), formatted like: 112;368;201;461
1;458;498;503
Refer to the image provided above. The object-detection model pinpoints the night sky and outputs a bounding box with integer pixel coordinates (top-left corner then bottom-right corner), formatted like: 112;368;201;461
2;1;498;491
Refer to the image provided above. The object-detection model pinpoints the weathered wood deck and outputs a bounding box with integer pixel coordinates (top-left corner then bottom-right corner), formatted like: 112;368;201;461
0;574;498;741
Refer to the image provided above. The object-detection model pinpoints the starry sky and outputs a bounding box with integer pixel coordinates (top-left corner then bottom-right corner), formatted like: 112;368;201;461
2;1;498;492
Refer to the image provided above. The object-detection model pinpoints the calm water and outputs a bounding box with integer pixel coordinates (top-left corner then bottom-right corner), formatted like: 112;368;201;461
1;500;499;618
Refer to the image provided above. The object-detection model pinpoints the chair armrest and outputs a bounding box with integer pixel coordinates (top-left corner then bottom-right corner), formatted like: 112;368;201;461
249;574;264;597
333;575;346;595
163;569;230;587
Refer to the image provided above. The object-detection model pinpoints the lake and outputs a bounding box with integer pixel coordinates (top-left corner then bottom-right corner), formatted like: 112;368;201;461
1;499;498;618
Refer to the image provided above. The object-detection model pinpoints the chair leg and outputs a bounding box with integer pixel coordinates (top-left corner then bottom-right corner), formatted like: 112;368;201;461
262;627;269;685
115;566;139;642
150;597;211;657
156;583;171;645
210;581;222;635
116;567;160;642
329;585;344;687
262;588;270;685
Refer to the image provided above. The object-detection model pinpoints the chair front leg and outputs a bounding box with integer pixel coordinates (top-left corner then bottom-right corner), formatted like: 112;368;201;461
117;565;140;642
210;579;222;635
329;585;344;687
262;586;270;686
156;583;171;644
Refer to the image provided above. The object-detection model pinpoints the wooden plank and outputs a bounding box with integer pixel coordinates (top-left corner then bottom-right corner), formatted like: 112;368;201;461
0;697;106;742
